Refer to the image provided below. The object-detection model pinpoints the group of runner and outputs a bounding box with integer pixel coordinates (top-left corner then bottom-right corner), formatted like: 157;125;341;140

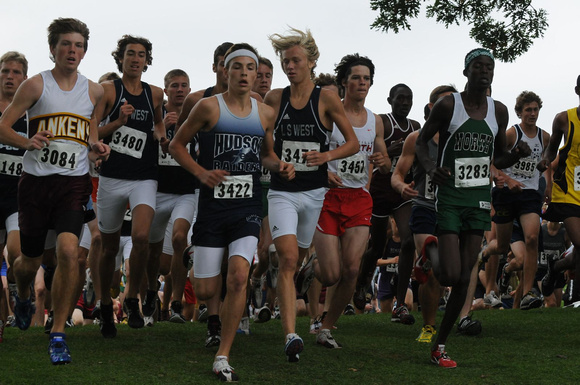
1;17;579;382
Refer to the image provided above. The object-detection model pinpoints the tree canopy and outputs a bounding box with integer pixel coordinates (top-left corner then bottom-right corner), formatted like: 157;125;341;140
369;0;549;62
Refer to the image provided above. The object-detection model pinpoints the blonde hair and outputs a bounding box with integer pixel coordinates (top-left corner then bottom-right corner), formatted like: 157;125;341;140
269;27;319;78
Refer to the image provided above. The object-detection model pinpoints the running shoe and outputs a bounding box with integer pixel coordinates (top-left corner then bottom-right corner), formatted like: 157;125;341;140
48;334;71;365
520;290;542;310
91;299;102;320
391;304;415;325
253;305;272;323
251;277;263;308
456;315;482;336
213;356;238;382
0;320;4;343
13;294;35;331
123;298;144;328
415;236;436;284
198;304;208;323
182;244;194;270
142;289;158;318
206;321;222;348
236;317;250;335
295;253;316;296
316;328;342;349
65;317;75;328
309;317;321;334
498;263;511;295
352;284;367;311
343;304;356;316
284;333;304;362
44;310;54;334
100;302;117;338
431;345;457;368
83;268;95;305
169;301;186;323
416;325;436;343
541;258;557;297
483;290;502;308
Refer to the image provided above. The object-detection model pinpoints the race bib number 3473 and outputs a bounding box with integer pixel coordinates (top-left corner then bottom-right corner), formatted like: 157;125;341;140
454;157;490;188
282;141;320;172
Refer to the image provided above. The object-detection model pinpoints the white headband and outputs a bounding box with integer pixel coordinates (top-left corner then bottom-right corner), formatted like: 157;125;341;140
224;49;259;68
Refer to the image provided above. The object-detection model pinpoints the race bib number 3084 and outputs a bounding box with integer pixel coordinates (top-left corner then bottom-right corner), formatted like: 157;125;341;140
282;140;320;172
214;175;253;199
454;157;490;188
37;141;82;170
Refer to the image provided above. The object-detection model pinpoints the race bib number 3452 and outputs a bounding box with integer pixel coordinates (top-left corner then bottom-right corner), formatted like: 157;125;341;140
454;157;490;188
282;141;320;172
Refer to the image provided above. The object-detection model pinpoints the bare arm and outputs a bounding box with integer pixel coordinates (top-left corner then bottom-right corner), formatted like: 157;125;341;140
493;101;531;169
538;111;567;172
369;113;390;173
87;81;110;159
259;102;294;181
150;86;168;151
0;75;51;150
96;82;134;139
169;97;228;187
416;95;453;185
176;90;205;129
391;131;418;200
306;90;358;166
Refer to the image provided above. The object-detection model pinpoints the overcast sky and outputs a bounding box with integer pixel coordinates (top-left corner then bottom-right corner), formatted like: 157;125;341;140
1;0;578;136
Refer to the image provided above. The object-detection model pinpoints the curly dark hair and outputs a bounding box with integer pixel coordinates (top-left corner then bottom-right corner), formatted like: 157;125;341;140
514;91;543;116
334;53;375;96
112;35;153;73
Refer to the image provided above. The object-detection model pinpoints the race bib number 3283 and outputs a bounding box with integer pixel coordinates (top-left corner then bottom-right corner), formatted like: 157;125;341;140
454;157;490;188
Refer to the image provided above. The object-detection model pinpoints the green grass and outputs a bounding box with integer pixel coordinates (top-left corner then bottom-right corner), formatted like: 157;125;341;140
1;307;579;384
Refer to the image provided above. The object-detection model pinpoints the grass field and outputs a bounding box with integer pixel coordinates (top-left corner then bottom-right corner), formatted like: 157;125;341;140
1;307;579;384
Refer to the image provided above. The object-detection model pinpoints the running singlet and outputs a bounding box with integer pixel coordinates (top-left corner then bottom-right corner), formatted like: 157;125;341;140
369;113;416;201
551;108;580;205
271;86;331;192
412;134;438;210
25;70;92;176
436;93;498;210
157;105;199;194
196;94;264;221
0;111;26;187
328;108;375;189
504;124;544;190
100;79;158;180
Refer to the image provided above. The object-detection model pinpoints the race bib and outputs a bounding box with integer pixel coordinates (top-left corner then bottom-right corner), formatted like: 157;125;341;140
158;143;190;166
281;140;320;172
260;166;271;184
337;153;366;182
110;125;147;159
385;263;398;273
214;175;253;199
0;153;23;176
37;141;82;170
454;157;490;188
574;165;580;191
425;173;435;200
512;157;537;178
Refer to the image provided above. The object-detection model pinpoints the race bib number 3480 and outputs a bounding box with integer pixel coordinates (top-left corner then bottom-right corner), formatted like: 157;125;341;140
454;157;490;188
110;125;147;159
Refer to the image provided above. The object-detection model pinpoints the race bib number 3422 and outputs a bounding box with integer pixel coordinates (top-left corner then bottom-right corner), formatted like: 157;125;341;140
214;175;253;199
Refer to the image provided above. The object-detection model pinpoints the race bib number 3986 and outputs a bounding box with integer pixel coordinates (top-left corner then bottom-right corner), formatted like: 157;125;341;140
282;141;320;172
454;157;490;188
